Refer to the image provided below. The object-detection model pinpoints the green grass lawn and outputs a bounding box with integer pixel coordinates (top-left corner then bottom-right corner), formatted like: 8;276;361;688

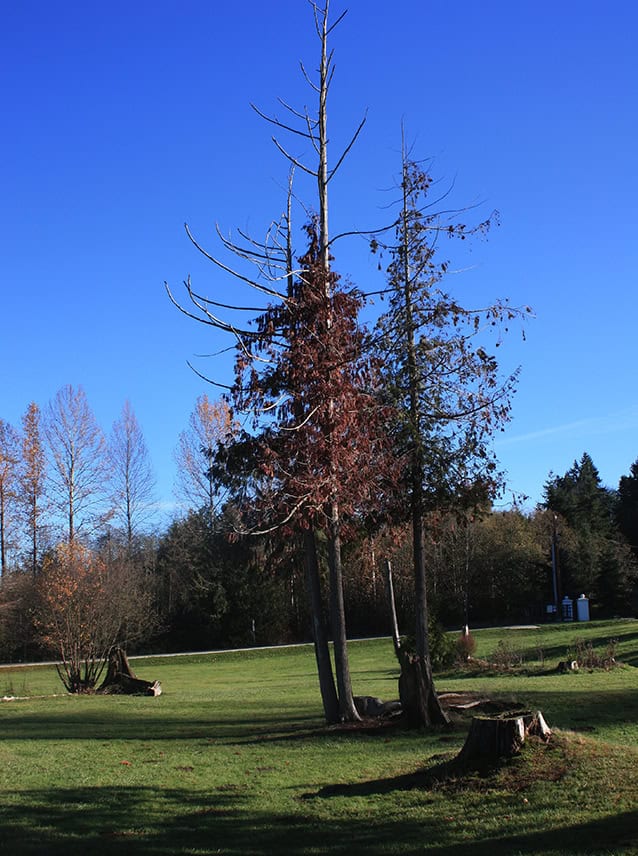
1;621;638;855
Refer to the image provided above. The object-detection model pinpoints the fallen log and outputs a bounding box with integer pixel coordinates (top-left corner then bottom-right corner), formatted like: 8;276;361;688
457;709;551;768
353;695;402;718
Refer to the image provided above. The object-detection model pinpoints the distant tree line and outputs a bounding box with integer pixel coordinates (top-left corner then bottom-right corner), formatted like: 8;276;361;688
1;382;637;668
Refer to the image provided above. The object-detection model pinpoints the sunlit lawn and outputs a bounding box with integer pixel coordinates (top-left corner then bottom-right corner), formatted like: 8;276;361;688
1;620;637;854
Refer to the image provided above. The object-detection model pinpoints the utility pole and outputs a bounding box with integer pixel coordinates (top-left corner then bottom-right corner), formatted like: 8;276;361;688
551;514;562;619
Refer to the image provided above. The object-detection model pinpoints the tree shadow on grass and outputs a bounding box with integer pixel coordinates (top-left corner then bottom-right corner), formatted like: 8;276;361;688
497;686;638;736
0;709;323;742
1;783;636;856
425;812;638;856
519;629;638;665
433;679;638;738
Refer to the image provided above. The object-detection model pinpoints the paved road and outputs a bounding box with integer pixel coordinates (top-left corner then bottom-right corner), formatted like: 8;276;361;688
0;628;543;670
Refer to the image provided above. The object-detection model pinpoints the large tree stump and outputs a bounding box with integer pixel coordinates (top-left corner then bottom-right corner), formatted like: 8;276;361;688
398;652;449;727
99;647;161;696
457;710;551;768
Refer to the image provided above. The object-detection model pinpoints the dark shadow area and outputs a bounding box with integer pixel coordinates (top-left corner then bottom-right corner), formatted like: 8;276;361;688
5;683;638;749
422;812;638;856
234;716;411;747
304;754;457;799
496;687;638;735
434;678;638;737
0;709;323;743
1;784;636;856
517;629;638;664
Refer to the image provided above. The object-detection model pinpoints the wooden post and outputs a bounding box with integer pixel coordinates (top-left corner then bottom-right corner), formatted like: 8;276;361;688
384;558;402;658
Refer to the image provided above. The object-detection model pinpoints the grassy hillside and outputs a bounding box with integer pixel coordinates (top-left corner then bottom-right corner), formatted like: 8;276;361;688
1;620;637;854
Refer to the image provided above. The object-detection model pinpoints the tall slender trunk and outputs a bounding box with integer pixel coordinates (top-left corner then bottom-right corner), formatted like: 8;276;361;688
303;528;340;723
126;488;133;553
316;3;358;722
31;504;38;577
384;558;402;658
400;150;448;727
409;481;448;726
327;503;359;721
0;484;5;577
68;493;74;545
317;4;330;274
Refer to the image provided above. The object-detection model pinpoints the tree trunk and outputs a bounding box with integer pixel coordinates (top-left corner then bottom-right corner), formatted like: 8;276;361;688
303;529;340;724
327;506;360;722
384;558;402;658
0;486;5;577
410;506;449;727
398;650;448;727
457;710;551;768
400;154;448;728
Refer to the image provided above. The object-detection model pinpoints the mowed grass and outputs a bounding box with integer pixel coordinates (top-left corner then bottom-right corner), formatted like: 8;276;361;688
1;621;637;855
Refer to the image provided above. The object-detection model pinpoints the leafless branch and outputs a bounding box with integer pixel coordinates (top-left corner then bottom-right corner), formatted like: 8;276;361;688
235;493;312;536
281;404;321;432
187;290;268;313
326;8;347;34
261;393;288;413
328;113;367;183
185;224;288;300
299;60;320;93
185;361;234;391
328;215;399;247
271;137;317;176
250;102;314;140
277;95;319;128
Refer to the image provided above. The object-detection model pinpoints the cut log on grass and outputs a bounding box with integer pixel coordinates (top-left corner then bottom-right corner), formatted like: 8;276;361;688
98;647;161;696
457;710;551;768
353;695;402;718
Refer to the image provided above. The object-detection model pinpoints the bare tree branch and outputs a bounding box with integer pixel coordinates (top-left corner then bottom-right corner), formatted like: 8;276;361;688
327;113;367;183
271;137;317;176
250;102;314;140
185;223;288;300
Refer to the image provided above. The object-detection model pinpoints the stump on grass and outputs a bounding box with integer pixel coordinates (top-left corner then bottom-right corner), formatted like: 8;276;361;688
398;651;449;727
457;710;551;768
99;647;161;696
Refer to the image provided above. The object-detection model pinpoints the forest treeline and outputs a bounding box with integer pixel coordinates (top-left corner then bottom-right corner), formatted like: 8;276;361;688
1;385;637;663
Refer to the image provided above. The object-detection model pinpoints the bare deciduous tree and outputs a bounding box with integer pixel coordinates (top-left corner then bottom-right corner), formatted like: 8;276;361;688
36;540;155;693
174;395;236;524
109;400;156;549
0;420;20;576
45;385;111;544
20;402;47;577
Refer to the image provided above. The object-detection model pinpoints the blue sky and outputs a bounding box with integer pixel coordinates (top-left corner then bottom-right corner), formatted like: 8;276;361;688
2;0;637;523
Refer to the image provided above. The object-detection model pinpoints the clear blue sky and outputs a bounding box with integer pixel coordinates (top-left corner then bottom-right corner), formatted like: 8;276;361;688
2;0;637;524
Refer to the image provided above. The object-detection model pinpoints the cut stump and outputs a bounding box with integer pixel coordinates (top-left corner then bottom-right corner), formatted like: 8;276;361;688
398;652;449;727
457;710;551;768
99;647;161;696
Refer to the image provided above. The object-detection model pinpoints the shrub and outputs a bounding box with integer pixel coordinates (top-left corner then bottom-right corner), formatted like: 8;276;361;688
456;628;477;662
569;637;618;670
398;622;457;671
491;638;524;670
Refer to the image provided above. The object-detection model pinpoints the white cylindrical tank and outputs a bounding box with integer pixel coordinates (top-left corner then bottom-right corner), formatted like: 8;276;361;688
576;594;590;622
